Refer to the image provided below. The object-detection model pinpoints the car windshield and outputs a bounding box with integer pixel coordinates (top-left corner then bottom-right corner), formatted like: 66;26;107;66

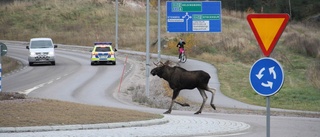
96;47;111;52
30;40;53;48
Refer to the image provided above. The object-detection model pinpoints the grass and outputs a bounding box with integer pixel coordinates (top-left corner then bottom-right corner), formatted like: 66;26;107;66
2;56;20;74
0;0;319;119
0;92;162;127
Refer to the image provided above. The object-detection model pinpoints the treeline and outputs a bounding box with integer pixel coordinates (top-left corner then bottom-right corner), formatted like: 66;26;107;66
2;0;319;21
172;0;319;21
0;0;13;4
220;0;320;21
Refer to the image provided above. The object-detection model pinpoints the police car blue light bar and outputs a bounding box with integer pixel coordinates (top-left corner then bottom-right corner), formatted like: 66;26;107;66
94;42;112;45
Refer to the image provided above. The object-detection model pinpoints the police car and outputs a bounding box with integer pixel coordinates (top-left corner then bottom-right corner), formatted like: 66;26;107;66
90;42;117;65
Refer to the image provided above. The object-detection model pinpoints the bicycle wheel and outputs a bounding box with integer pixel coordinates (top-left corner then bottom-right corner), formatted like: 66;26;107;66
180;53;187;63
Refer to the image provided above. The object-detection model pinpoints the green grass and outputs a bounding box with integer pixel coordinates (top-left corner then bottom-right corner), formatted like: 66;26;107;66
211;43;320;111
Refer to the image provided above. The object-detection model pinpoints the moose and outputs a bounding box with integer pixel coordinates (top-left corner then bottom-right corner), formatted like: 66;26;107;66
150;61;216;114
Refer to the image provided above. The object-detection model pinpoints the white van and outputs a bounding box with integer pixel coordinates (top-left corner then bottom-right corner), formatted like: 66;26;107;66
26;38;57;66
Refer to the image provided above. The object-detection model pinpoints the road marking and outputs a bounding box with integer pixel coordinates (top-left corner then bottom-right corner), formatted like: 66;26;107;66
19;74;69;95
22;83;45;94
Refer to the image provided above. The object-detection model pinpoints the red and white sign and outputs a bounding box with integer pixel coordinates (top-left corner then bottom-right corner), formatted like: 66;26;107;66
247;14;290;57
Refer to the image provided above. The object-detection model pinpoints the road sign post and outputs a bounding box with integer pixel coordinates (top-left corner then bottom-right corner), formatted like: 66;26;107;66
166;1;221;33
247;13;289;137
0;42;8;92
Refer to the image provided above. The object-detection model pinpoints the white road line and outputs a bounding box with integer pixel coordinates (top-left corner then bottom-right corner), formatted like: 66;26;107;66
22;83;45;95
19;74;69;95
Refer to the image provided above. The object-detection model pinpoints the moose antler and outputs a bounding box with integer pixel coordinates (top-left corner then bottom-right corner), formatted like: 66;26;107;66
153;62;159;66
153;61;166;67
164;60;170;65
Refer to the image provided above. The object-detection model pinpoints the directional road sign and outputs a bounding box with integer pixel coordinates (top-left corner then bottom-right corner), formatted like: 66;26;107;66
0;42;7;56
249;57;284;96
247;14;289;57
166;1;221;33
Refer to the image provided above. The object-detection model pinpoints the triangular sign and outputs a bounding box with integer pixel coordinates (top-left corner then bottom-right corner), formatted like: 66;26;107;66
247;14;290;57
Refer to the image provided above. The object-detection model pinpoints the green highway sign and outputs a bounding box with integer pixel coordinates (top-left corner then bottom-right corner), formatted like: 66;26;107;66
172;2;202;12
167;1;222;33
193;14;220;20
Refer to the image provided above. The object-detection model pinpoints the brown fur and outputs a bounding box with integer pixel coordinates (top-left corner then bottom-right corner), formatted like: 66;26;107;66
150;61;216;114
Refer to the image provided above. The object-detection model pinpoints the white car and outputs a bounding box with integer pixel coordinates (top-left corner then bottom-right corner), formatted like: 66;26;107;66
26;38;57;66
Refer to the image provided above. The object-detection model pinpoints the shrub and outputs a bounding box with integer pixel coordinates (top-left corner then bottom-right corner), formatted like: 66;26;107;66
284;32;320;58
307;61;320;89
304;37;320;58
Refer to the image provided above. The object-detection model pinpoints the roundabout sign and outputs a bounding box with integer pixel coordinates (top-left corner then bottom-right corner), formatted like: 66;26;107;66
249;57;284;96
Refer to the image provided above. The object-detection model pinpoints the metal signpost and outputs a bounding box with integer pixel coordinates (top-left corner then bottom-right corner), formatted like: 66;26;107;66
166;1;221;33
115;0;119;50
157;0;161;62
145;0;150;97
247;13;289;137
0;42;8;92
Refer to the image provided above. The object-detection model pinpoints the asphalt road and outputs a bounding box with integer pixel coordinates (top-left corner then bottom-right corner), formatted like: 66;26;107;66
2;41;320;137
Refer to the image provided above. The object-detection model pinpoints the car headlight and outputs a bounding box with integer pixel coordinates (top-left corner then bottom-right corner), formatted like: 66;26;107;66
30;52;36;56
48;51;54;56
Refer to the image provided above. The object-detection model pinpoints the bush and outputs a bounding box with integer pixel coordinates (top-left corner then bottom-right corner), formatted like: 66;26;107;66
304;38;320;58
307;61;320;89
284;32;320;58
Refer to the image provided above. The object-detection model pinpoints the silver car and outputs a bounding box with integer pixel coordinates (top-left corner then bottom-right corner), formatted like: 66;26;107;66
26;38;57;66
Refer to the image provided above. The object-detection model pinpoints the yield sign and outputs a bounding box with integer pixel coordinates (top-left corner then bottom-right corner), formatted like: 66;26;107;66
247;14;290;57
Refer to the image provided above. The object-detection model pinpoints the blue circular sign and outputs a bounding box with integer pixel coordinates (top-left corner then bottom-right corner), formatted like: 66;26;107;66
249;57;284;96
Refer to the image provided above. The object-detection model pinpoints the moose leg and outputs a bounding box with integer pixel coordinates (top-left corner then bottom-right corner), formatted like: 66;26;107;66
206;87;216;110
195;88;208;114
174;101;190;107
164;89;180;114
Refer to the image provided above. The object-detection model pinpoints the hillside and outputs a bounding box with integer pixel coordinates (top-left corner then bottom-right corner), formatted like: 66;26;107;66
0;0;319;111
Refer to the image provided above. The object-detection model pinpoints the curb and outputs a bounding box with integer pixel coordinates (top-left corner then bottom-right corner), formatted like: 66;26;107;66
0;116;169;133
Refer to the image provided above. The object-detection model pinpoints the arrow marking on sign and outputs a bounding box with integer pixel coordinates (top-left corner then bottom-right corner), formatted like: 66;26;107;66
261;81;273;89
256;67;265;79
182;12;192;31
269;66;276;79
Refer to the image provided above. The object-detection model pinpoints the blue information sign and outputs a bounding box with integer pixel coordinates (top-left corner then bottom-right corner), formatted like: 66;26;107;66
249;57;284;96
166;1;222;33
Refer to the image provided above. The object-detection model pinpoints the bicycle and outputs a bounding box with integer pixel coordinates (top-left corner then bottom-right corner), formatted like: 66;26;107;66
179;48;187;63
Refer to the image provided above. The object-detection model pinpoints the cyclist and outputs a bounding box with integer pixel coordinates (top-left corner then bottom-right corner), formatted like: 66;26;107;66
176;38;186;61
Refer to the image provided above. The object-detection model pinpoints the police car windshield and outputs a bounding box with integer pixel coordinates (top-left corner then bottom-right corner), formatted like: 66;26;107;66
96;47;111;52
30;40;53;49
